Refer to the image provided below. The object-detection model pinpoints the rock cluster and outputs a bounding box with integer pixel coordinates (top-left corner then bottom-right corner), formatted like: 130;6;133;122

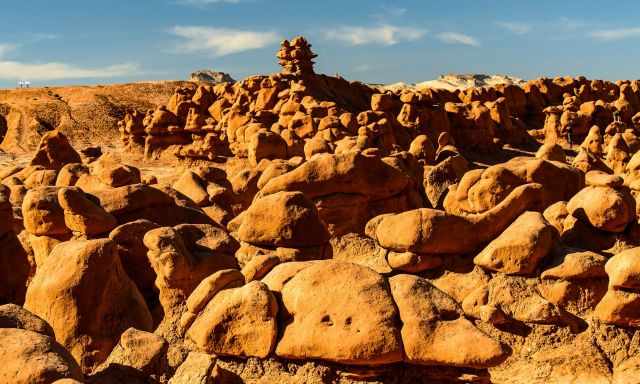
3;37;640;383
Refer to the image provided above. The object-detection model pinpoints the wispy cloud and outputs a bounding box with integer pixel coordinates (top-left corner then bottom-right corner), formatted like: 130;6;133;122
0;44;17;59
353;64;373;72
436;32;480;47
170;26;281;56
496;21;531;35
323;24;427;46
590;27;640;41
31;33;59;42
0;62;139;80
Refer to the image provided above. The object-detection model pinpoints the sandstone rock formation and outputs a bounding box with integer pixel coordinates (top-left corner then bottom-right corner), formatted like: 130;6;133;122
1;36;640;384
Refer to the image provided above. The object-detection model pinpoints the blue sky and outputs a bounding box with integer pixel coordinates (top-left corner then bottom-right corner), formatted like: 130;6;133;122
0;0;639;88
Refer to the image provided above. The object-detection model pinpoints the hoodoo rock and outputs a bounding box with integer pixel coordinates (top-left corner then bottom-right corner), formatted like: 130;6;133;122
24;239;153;372
30;131;81;171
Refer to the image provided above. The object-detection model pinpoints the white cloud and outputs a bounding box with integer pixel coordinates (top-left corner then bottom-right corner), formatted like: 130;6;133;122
323;25;427;46
590;27;640;41
0;44;17;59
171;26;281;56
0;61;139;80
496;21;531;35
353;64;372;72
436;32;480;47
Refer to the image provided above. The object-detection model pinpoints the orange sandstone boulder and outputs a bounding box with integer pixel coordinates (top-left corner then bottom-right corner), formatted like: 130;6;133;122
186;281;278;358
237;191;329;248
566;186;635;233
30;131;81;171
24;239;153;372
0;328;83;384
275;261;403;365
57;187;117;236
474;211;557;275
389;274;509;368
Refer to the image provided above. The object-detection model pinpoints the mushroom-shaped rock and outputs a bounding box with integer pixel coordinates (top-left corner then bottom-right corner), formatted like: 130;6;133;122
389;274;509;368
605;247;640;290
22;187;69;236
30;131;81;171
186;281;278;358
474;211;557;276
238;191;329;248
275;261;403;365
57;187;117;235
24;239;153;372
372;183;544;254
566;186;635;233
0;328;83;384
